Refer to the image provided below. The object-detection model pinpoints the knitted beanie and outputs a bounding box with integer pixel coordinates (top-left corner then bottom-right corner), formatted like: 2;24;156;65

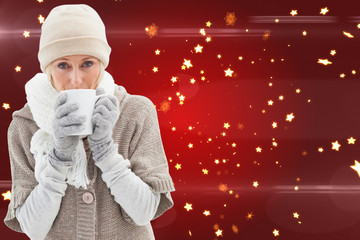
38;4;111;73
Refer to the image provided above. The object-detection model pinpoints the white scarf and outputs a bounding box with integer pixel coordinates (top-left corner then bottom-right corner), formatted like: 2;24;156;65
25;71;115;189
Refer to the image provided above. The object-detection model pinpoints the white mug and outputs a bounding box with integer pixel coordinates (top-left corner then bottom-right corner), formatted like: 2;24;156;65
62;89;102;136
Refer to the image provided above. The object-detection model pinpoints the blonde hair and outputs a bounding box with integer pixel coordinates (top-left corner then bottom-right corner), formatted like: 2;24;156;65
45;64;54;86
44;61;105;89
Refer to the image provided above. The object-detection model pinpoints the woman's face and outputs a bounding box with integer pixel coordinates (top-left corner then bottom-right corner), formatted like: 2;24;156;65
49;54;101;91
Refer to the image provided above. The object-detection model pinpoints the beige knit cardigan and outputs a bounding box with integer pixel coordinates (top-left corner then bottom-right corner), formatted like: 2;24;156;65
4;84;175;240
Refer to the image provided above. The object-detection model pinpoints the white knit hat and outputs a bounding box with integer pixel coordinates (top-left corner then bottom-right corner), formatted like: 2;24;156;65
38;4;111;73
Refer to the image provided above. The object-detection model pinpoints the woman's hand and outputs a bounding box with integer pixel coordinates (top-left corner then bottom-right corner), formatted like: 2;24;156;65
51;92;86;165
88;88;120;162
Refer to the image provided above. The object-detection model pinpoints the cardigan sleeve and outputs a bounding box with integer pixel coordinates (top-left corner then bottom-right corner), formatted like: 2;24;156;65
125;97;175;221
4;117;39;233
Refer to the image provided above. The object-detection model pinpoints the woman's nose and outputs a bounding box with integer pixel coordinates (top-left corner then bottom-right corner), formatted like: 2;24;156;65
70;69;83;86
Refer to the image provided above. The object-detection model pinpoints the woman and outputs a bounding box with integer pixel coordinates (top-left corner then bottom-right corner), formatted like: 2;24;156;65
4;4;175;240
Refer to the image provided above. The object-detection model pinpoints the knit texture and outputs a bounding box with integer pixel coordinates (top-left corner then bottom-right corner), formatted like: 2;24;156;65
38;4;111;73
4;84;175;239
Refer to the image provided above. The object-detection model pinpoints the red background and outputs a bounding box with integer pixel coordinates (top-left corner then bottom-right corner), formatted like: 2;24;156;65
1;0;360;239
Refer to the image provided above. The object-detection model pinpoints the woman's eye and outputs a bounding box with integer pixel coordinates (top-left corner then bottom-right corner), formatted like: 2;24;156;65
84;61;93;67
58;62;68;69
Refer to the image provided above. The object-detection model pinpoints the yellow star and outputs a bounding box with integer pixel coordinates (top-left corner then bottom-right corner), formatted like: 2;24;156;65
155;49;160;55
203;210;211;216
268;100;274;105
184;203;193;211
202;169;209;175
320;7;329;15
318;147;324;152
318;59;332;65
296;88;301;93
343;31;354;38
152;67;158;72
171;76;177;83
175;163;181;170
23;30;30;38
256;147;262;152
293;212;300;218
223;122;230;129
15;66;21;72
199;28;206;36
181;65;186;70
194;44;203;53
273;229;280;236
253;181;259;188
272;122;277;128
347;137;356;144
2;190;11;200
286;113;295;122
351;160;360;177
290;10;298;16
205;36;212;42
279;95;284;100
246;212;254;220
183;59;193;68
358;23;360;29
215;229;223;237
206;21;212;27
188;143;193;148
2;103;10;110
224;68;234;77
179;95;185;101
38;14;45;24
330;50;336;56
331;140;341;151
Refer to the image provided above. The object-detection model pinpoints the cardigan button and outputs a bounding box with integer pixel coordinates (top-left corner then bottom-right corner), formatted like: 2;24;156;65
82;192;94;204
